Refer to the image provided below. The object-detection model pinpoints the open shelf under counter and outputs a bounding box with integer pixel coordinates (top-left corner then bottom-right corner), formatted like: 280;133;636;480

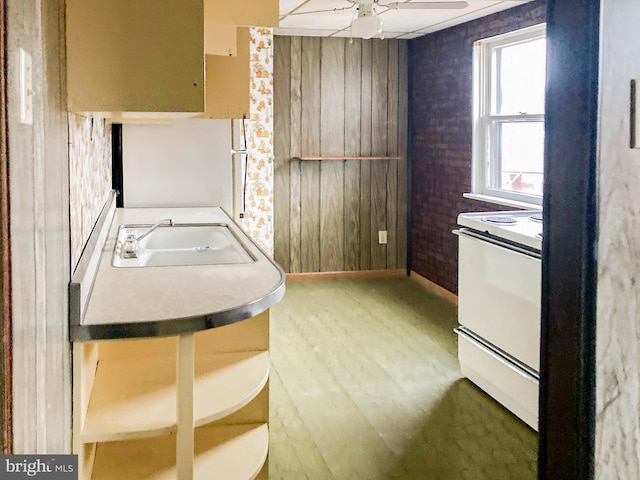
70;198;280;479
91;423;268;480
82;351;270;443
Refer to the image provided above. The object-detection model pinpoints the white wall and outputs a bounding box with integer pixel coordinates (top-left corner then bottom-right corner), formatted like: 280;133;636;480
595;0;640;476
123;119;234;212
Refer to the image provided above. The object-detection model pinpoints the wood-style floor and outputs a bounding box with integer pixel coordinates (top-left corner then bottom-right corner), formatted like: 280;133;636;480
268;278;537;479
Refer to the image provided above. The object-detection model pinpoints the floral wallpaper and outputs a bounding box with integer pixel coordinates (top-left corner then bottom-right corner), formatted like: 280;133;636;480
242;27;274;256
68;113;112;271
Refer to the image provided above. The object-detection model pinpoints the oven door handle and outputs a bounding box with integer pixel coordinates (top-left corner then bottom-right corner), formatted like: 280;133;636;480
453;228;541;260
455;327;540;381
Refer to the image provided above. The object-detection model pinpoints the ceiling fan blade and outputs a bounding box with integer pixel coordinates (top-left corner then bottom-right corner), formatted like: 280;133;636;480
382;1;469;9
285;5;356;16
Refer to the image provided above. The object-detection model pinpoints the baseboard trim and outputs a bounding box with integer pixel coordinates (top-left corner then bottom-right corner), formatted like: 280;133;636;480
286;269;407;281
410;271;458;305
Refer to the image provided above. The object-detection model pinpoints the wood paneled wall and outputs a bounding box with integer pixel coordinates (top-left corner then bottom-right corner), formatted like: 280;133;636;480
274;36;408;273
7;0;73;452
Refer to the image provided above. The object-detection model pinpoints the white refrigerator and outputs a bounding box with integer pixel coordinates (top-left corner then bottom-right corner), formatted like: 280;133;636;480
121;119;245;219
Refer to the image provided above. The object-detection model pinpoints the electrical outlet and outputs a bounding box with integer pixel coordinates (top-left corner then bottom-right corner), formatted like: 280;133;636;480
378;230;387;245
19;48;33;125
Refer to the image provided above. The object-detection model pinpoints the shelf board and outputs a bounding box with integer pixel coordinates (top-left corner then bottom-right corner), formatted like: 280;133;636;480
294;156;401;161
82;351;269;443
194;352;269;427
91;423;268;480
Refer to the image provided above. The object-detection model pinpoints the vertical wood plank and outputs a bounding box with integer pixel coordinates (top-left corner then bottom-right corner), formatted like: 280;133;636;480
289;37;303;273
300;36;321;272
43;0;73;453
273;36;291;272
344;39;362;271
359;40;373;270
10;1;41;451
396;41;409;270
0;0;9;452
386;40;399;270
371;40;388;270
320;38;345;272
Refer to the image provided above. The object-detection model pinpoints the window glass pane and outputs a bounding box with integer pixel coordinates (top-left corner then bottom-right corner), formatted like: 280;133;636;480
494;38;546;115
494;121;544;196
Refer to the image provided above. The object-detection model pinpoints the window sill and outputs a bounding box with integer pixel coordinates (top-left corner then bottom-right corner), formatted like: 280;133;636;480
463;193;541;210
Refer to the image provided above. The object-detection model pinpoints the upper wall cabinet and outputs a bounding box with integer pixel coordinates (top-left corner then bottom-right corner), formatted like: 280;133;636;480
203;0;278;55
66;0;205;114
204;0;279;28
205;23;238;56
196;27;251;120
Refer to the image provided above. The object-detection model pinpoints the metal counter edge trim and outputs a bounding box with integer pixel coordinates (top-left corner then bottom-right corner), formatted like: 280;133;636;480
70;275;285;341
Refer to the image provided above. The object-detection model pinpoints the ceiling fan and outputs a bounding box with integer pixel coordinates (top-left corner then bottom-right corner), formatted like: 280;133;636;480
286;0;469;15
285;0;469;39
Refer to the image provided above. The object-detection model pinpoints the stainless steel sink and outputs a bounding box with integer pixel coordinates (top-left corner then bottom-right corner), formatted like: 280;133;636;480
112;223;256;267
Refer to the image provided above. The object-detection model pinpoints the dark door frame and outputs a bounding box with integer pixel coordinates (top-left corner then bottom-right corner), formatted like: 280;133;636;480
538;0;600;478
0;0;12;454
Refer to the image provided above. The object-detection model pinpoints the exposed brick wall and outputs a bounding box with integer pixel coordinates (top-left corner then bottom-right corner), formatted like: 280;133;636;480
409;0;547;294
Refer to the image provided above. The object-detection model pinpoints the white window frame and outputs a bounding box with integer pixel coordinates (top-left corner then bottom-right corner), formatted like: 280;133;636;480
471;23;546;207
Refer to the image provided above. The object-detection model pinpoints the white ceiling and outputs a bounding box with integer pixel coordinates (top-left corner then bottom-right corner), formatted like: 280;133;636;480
276;0;532;39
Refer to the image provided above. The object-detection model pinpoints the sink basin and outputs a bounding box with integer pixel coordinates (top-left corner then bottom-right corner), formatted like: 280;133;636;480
112;223;256;267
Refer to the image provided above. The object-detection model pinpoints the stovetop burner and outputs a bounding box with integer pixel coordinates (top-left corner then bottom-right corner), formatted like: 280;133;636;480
483;216;518;225
458;210;542;251
530;213;543;223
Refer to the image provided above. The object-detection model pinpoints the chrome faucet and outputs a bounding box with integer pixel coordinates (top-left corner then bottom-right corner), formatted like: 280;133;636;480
122;218;173;258
135;218;173;242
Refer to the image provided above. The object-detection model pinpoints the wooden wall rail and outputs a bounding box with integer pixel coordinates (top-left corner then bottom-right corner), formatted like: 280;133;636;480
294;156;402;161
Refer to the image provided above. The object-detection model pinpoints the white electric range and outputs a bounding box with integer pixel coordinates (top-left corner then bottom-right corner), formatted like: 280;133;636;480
457;210;543;251
454;210;542;431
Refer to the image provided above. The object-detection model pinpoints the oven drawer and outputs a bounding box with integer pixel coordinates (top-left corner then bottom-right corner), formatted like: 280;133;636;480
457;233;541;371
456;328;539;431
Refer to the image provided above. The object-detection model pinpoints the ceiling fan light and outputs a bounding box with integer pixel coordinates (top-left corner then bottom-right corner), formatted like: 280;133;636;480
351;12;383;39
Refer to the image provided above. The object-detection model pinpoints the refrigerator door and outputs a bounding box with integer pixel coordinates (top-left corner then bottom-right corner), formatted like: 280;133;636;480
231;118;247;221
122;119;234;211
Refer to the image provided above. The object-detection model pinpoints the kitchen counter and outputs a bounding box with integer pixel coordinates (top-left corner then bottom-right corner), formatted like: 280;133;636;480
70;194;278;479
70;205;285;341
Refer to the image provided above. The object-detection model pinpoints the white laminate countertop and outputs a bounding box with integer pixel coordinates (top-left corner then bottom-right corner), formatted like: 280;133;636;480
70;207;285;341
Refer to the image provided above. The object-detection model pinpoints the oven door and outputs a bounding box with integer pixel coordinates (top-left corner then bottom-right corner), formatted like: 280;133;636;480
455;228;541;372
